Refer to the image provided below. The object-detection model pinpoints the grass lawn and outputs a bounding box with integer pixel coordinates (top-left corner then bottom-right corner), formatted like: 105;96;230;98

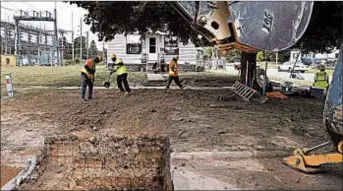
1;65;147;88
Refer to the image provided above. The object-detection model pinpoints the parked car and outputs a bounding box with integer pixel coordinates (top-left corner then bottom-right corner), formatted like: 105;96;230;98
278;61;309;73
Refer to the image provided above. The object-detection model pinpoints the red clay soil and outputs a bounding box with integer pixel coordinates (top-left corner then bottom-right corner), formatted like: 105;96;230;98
1;165;23;187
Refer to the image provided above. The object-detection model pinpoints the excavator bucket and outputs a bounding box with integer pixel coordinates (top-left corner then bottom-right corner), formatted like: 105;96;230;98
172;1;314;52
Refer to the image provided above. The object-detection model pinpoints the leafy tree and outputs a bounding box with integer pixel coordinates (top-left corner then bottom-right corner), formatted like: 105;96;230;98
256;52;264;62
73;36;87;60
88;40;98;58
59;36;72;60
225;49;241;63
68;1;209;47
292;1;343;53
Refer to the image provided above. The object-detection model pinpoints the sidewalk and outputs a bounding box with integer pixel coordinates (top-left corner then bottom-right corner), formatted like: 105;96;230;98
14;85;235;91
147;73;165;82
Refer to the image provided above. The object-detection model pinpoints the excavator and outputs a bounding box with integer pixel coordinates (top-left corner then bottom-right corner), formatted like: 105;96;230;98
171;1;342;173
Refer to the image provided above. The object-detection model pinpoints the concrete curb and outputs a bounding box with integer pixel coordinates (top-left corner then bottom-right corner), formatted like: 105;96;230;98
171;150;290;161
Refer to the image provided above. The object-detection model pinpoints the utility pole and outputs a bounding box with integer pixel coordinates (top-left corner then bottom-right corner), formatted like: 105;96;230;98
37;30;40;65
54;2;60;66
276;52;278;66
80;17;82;61
102;40;105;63
61;32;64;64
86;31;89;59
72;11;74;60
4;28;7;54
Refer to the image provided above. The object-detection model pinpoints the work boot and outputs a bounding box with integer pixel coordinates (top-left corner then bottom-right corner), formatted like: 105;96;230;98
81;97;87;101
88;97;93;100
124;92;129;96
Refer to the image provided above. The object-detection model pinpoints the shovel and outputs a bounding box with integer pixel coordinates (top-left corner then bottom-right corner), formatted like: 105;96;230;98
103;71;114;89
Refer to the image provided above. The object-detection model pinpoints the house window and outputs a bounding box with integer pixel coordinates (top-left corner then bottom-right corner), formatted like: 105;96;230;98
164;36;179;55
149;37;156;53
126;35;142;54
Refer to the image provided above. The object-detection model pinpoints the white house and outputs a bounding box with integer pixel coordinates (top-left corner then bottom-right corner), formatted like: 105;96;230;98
107;31;198;69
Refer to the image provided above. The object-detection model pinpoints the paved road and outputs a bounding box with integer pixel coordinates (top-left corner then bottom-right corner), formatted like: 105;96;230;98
266;68;315;82
225;66;317;82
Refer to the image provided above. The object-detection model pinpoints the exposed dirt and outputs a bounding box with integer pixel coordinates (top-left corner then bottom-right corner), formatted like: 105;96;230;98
1;81;341;189
1;165;23;187
19;135;172;190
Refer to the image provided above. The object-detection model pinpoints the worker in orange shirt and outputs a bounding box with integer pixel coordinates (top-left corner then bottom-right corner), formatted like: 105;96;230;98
166;55;185;89
80;56;103;100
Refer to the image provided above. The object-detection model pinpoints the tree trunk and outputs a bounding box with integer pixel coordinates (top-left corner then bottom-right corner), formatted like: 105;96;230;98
240;51;257;87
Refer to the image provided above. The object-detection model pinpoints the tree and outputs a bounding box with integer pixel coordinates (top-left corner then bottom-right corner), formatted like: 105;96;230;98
73;36;87;60
292;1;343;53
225;49;241;63
59;36;72;60
68;1;209;47
88;40;98;58
256;52;265;62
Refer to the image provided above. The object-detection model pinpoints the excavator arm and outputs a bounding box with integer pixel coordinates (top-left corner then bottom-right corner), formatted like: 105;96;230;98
171;1;313;54
171;1;343;174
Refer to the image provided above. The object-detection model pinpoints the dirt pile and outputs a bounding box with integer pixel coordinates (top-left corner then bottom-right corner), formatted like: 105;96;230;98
19;133;173;190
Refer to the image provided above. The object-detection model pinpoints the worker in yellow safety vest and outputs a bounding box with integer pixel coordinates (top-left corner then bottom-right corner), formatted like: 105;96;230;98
166;55;185;89
313;63;329;89
110;54;131;94
81;55;103;100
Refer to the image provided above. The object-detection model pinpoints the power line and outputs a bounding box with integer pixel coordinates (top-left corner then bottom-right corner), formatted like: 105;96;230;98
2;2;18;11
1;6;16;12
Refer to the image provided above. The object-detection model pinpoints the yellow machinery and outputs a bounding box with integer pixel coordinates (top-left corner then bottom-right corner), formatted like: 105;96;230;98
172;1;343;174
282;141;342;173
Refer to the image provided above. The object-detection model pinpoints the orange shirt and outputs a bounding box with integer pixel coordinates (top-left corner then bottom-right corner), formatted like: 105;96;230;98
169;60;179;76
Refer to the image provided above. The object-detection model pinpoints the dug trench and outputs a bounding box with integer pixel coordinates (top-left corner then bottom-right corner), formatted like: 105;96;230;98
1;88;342;190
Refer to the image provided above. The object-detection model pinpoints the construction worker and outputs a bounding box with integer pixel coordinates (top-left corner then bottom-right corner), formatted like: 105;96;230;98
110;54;131;94
81;55;103;100
313;63;329;89
166;55;184;89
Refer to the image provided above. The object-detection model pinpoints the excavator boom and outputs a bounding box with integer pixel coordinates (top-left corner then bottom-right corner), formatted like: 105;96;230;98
172;1;313;53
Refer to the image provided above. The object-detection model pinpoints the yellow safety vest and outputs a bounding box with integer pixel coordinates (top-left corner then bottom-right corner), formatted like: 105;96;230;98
81;59;96;75
115;59;128;75
314;71;329;88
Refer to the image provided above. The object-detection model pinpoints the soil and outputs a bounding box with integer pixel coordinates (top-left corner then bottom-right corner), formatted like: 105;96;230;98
18;135;172;190
1;165;23;187
1;77;341;190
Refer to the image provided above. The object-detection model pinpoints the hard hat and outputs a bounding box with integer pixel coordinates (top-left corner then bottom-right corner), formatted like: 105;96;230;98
319;63;326;70
116;58;123;63
110;54;116;60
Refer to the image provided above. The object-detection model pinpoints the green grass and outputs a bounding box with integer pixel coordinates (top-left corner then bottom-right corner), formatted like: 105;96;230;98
1;65;147;87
